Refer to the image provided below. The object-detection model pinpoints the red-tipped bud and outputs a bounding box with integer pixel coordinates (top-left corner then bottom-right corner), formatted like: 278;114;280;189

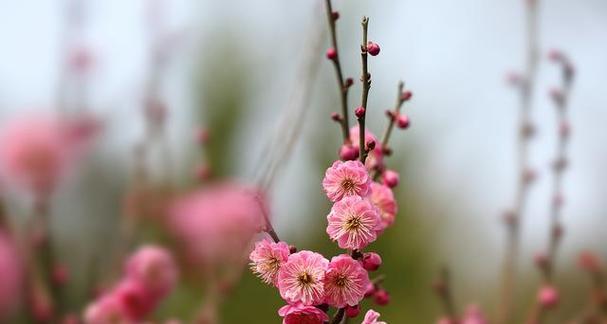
548;49;563;62
355;106;366;118
326;48;337;60
332;11;340;20
195;128;209;144
289;245;298;254
400;91;413;101
578;251;601;273
366;139;376;151
362;252;382;271
538;286;559;309
345;304;360;318
373;289;390;306
382;170;400;188
345;78;354;88
339;144;359;161
331;112;342;122
506;71;523;86
396;114;410;129
367;42;381;56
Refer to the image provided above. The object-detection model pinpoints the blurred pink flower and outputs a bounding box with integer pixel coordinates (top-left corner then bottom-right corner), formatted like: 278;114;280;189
368;182;397;231
461;305;487;324
249;239;290;286
84;293;132;324
0;231;22;318
349;126;384;170
326;196;381;250
361;309;386;324
125;245;178;299
278;303;329;324
323;254;370;307
277;251;328;306
0;113;98;195
169;182;266;266
112;279;158;321
322;160;371;202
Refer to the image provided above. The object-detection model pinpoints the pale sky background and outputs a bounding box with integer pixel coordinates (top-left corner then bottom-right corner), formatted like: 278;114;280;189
0;0;606;286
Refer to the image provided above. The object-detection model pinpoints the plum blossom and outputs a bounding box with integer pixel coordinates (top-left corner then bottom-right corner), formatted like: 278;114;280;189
125;245;178;299
277;251;329;306
322;160;371;202
278;303;329;324
368;182;397;231
362;309;386;324
249;239;291;286
326;196;381;250
323;254;370;307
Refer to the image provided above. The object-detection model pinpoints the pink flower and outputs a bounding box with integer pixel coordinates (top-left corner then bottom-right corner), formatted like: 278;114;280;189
322;160;371;202
0;113;98;195
362;309;386;324
125;245;178;299
0;231;22;318
326;196;381;250
368;182;397;231
461;305;487;324
84;294;132;324
323;254;370;307
277;251;328;306
249;239;291;286
111;279;157;321
349;126;384;170
169;182;266;266
538;286;559;309
278;303;329;324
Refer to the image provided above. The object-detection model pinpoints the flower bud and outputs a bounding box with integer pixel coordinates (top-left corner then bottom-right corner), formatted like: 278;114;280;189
326;48;337;60
382;170;399;188
345;304;360;318
362;252;382;271
373;289;390;306
339;144;359;161
345;78;354;88
366;140;376;151
396;114;410;129
367;42;381;56
355;106;366;118
331;112;342;122
538;286;559;309
332;11;340;20
400;91;413;102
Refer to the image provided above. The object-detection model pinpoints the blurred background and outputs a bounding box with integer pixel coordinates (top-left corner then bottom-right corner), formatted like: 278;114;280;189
0;0;606;322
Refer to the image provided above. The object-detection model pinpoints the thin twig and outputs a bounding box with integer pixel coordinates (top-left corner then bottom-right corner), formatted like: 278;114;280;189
358;17;370;163
497;1;540;322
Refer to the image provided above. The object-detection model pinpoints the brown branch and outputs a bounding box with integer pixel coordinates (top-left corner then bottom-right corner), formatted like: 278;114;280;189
358;16;370;163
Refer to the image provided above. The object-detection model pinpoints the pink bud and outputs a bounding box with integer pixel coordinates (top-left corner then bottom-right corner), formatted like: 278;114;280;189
330;112;342;122
400;91;413;101
367;42;381;56
332;11;340;20
396;114;410;129
339;144;359;161
538;286;559;309
366;139;376;151
355;106;366;118
345;304;360;318
373;289;390;306
382;170;400;188
326;48;337;60
362;252;382;271
364;282;376;298
345;78;354;87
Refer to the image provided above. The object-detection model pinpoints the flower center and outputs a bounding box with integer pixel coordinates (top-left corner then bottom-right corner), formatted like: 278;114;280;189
298;272;313;286
341;178;356;193
345;215;362;231
334;274;349;287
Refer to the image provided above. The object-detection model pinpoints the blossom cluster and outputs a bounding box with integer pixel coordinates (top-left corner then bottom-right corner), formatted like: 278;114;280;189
84;246;178;323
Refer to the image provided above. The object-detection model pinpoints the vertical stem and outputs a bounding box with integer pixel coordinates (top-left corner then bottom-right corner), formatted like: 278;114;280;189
497;1;539;323
358;17;370;163
324;0;350;143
